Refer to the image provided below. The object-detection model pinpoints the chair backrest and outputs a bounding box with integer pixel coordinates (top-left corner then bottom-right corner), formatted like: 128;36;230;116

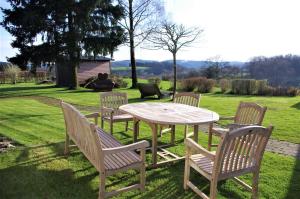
234;102;267;125
173;92;200;107
61;101;104;172
213;125;273;180
100;92;128;116
137;83;162;97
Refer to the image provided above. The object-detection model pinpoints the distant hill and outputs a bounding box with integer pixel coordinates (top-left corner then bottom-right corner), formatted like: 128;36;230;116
112;60;245;68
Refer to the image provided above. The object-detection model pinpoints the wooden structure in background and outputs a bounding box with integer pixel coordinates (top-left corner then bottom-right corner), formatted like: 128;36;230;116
77;56;111;84
61;101;149;199
184;125;273;199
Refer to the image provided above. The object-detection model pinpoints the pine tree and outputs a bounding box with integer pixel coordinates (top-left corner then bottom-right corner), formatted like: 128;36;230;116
1;0;124;88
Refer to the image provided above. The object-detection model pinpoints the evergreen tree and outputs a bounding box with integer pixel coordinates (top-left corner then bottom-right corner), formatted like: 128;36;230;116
1;0;124;88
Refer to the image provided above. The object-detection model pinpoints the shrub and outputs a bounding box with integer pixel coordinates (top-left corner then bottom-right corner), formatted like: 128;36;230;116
287;87;300;96
162;75;172;81
4;64;21;84
195;77;215;93
179;78;198;92
148;77;161;86
179;77;214;93
111;75;128;88
257;80;268;95
231;79;258;95
219;79;231;93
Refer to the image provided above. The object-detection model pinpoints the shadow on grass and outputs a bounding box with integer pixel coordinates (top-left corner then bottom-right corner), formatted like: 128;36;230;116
291;102;300;110
286;145;300;199
0;142;98;199
0;85;56;93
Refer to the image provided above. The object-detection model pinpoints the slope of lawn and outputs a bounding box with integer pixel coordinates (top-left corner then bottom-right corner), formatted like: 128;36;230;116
0;81;299;143
0;98;299;199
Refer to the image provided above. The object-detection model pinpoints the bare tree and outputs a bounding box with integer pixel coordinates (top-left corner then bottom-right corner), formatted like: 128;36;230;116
117;0;164;88
147;21;203;97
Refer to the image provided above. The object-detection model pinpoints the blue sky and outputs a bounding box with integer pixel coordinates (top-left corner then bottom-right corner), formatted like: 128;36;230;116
1;0;300;62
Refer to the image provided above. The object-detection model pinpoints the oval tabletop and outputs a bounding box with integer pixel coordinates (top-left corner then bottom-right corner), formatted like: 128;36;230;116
119;102;219;125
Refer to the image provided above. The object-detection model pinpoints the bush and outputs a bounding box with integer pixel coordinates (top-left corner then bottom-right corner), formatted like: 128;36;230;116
231;79;299;96
179;78;198;92
148;77;161;86
257;80;268;95
287;87;300;96
231;79;258;95
179;77;214;93
195;77;215;93
219;79;231;93
111;75;128;88
162;75;172;81
4;64;21;84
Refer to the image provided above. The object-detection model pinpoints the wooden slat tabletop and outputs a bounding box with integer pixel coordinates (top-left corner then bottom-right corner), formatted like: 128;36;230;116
119;102;219;125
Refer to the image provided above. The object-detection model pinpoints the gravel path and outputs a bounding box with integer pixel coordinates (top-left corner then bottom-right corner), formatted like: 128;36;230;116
26;96;300;159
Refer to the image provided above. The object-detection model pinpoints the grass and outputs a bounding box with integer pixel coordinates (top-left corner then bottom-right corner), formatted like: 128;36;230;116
0;81;300;198
112;66;149;71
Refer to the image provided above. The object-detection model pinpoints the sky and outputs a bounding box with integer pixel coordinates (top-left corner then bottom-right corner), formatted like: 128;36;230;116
1;0;300;62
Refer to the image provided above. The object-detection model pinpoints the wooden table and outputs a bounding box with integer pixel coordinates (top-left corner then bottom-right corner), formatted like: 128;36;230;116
119;102;219;167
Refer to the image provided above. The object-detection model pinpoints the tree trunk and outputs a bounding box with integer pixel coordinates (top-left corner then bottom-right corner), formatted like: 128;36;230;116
129;0;137;88
55;60;78;89
172;53;177;99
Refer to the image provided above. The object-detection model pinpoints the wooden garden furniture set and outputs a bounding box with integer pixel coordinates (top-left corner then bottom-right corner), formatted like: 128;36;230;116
61;91;271;199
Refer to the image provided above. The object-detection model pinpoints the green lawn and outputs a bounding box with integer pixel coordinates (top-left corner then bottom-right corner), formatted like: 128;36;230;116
0;82;300;199
112;66;149;71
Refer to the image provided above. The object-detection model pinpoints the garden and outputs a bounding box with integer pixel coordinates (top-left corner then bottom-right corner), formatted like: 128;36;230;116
0;79;299;199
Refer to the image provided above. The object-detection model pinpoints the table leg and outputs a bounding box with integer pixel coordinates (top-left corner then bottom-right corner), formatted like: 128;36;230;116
148;123;158;167
193;125;199;143
171;125;175;145
133;118;139;142
208;122;213;151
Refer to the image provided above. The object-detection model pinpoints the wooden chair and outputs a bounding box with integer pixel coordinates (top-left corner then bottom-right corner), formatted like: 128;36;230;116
159;92;201;142
61;101;149;199
137;83;172;99
208;102;267;151
184;125;273;199
86;92;134;135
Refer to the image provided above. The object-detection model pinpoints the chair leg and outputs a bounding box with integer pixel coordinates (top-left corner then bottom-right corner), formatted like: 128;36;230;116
208;123;213;151
140;164;146;191
159;125;163;137
98;173;106;199
183;157;190;190
252;171;259;199
125;121;129;131
210;179;218;199
110;121;113;135
64;133;70;155
101;118;104;129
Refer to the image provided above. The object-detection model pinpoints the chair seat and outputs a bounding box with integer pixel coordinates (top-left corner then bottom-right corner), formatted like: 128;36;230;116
190;154;214;175
103;114;133;122
190;153;255;178
96;128;141;171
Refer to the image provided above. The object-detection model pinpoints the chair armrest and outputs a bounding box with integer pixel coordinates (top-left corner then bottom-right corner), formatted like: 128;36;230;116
85;112;100;118
103;140;150;155
101;107;114;116
220;116;235;120
185;138;215;160
227;123;251;130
